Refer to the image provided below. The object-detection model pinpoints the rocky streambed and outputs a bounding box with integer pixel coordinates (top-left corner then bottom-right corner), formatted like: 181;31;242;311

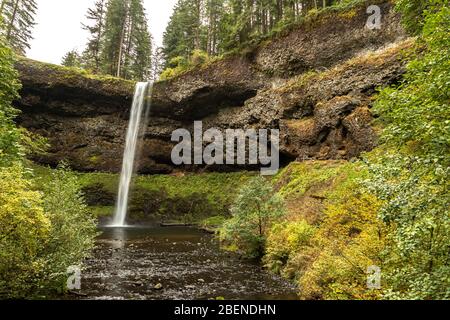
71;226;298;300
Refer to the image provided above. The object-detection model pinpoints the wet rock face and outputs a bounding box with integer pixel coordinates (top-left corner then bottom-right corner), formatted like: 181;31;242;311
14;2;409;173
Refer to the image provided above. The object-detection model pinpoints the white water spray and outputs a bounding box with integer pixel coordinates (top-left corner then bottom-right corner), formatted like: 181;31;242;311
111;82;151;227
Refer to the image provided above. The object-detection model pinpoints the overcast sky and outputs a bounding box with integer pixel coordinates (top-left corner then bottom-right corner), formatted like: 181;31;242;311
27;0;177;65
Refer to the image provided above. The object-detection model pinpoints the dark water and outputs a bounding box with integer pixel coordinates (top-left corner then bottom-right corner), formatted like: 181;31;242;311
74;226;298;300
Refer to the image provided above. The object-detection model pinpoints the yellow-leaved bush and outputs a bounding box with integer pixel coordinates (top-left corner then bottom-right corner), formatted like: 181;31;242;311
263;161;385;300
0;164;50;296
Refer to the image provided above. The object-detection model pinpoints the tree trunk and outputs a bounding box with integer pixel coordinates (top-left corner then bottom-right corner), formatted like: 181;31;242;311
194;0;201;50
116;1;129;78
116;23;126;77
94;0;106;72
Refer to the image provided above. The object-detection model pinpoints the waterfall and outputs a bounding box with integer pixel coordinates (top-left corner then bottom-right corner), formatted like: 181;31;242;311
111;82;151;227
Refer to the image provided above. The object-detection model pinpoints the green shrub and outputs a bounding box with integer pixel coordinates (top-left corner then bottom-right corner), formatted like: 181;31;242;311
0;37;22;166
37;165;98;295
167;56;188;69
160;51;210;81
264;220;316;276
159;56;189;80
298;172;384;300
265;162;384;300
190;49;210;66
220;176;286;259
0;164;99;298
366;3;450;300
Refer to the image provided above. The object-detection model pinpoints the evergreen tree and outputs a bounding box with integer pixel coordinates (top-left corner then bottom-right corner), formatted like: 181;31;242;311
0;23;22;166
99;0;152;80
100;0;128;77
163;0;204;64
61;50;82;68
149;46;165;81
124;0;153;80
0;0;38;54
205;0;224;55
82;0;107;73
162;0;342;64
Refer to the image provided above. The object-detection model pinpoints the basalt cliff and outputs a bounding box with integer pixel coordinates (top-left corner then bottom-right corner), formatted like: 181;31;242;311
14;1;411;173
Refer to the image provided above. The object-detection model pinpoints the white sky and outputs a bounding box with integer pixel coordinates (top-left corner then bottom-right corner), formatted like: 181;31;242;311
27;0;177;65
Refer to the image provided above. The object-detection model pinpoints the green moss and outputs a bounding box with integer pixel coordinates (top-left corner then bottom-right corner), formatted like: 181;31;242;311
30;163;255;222
15;56;135;93
90;206;114;218
201;215;227;229
88;155;101;165
274;161;346;198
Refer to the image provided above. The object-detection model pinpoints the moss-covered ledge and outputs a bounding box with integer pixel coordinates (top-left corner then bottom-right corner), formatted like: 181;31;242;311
14;57;136;117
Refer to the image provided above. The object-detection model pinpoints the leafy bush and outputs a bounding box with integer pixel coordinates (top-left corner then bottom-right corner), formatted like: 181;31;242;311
298;167;384;300
0;164;50;297
0;165;98;298
264;220;316;276
159;51;210;80
265;163;384;300
159;56;189;80
365;3;450;299
220;176;286;259
395;0;446;34
38;166;98;293
190;49;210;66
0;37;22;166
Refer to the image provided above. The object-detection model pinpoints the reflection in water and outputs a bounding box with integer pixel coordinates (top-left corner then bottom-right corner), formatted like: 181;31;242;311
75;227;298;300
109;228;127;250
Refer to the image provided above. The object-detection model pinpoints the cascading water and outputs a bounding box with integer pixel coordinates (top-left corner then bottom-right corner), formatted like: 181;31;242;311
111;82;151;227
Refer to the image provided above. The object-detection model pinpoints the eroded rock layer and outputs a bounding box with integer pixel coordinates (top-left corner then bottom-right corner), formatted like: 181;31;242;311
14;1;410;173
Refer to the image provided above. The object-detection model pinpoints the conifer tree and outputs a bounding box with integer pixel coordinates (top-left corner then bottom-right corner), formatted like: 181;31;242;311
162;0;342;64
0;0;38;54
82;0;107;73
99;0;152;80
61;50;82;68
149;46;165;81
100;0;128;77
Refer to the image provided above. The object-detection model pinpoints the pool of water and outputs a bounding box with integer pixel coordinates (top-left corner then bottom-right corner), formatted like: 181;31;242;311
73;226;298;300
